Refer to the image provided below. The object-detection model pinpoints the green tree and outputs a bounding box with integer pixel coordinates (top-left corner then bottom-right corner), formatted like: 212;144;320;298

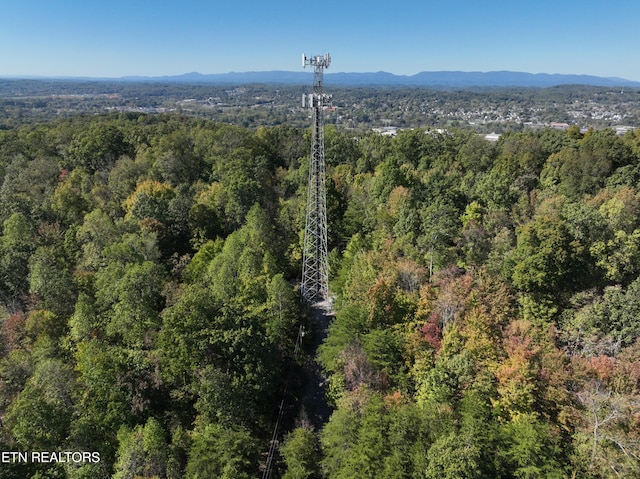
28;245;77;317
185;423;259;479
563;279;640;355
511;215;579;294
113;418;168;479
66;122;133;172
205;204;280;304
264;273;300;349
151;128;204;186
540;129;633;197
0;212;34;309
71;341;134;467
0;155;59;222
74;208;121;271
582;189;640;284
416;198;459;279
96;260;166;348
320;392;361;478
25;309;68;360
371;155;411;202
423;432;484;479
499;415;566;479
123;179;176;231
280;427;321;479
50;167;93;225
5;358;75;450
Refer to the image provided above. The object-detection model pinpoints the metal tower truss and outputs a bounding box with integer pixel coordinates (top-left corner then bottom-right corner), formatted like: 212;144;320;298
301;53;331;304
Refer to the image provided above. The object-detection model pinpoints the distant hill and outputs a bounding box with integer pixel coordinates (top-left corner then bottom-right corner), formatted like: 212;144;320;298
120;70;640;88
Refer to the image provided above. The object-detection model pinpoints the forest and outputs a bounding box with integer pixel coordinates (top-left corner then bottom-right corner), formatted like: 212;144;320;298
0;111;640;478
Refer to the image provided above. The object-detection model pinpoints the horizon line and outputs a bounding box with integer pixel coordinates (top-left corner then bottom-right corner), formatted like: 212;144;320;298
0;69;637;79
1;70;639;87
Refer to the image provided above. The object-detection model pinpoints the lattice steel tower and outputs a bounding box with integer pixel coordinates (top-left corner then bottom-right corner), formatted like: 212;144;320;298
301;53;331;304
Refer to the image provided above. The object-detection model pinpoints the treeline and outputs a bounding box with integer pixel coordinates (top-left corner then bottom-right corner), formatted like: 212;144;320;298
0;113;640;478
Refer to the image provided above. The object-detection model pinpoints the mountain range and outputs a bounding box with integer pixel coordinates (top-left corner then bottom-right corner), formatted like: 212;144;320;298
120;70;640;88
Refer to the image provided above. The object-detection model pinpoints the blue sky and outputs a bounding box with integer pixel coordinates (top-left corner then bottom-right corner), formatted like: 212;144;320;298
1;0;639;80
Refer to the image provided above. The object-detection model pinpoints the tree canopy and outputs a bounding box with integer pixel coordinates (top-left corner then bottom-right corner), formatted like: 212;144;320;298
1;112;640;478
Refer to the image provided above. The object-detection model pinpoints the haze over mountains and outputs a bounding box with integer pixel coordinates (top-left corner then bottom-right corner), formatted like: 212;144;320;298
117;70;640;88
5;70;639;88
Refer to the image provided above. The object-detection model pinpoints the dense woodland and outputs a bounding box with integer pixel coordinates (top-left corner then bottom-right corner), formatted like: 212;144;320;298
1;111;640;478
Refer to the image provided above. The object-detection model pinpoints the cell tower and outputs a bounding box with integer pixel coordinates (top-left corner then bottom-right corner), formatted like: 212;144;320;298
301;53;331;304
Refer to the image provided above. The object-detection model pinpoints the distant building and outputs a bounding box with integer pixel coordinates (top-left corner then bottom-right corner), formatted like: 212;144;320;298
372;126;398;137
614;125;635;135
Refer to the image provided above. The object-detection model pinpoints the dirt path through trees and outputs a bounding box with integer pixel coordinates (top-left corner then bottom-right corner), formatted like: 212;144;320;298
298;301;334;429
